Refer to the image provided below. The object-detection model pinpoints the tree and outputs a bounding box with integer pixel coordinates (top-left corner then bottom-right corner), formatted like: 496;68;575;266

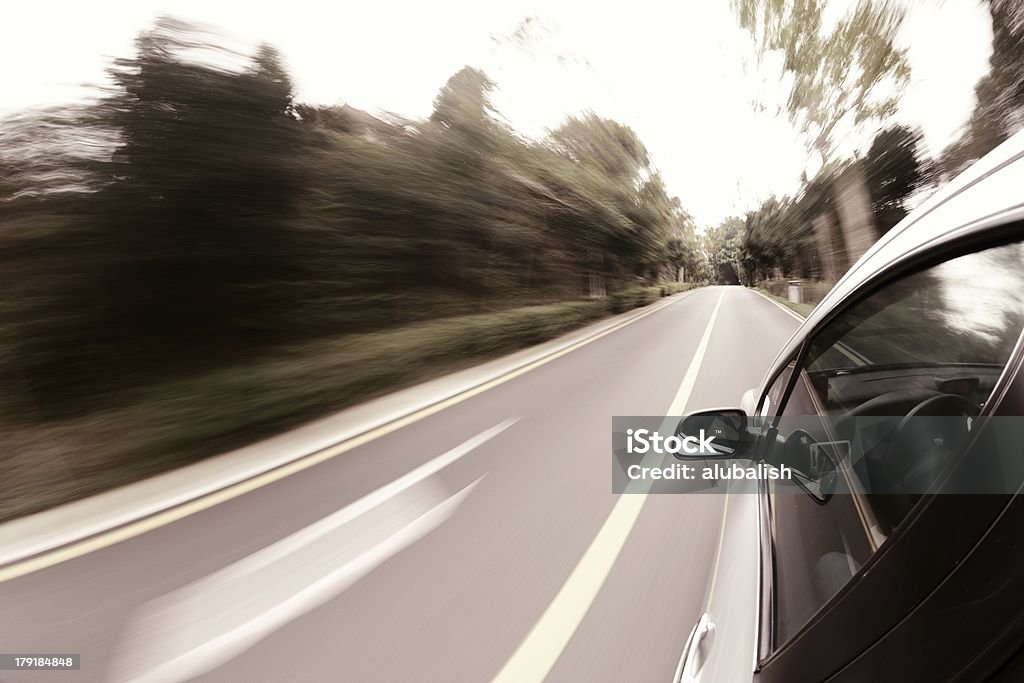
742;195;791;281
664;199;703;281
2;16;697;418
987;0;1024;134
733;0;911;161
549;113;650;181
939;0;1024;177
704;217;747;284
430;67;498;130
862;124;930;233
541;113;669;289
96;19;304;349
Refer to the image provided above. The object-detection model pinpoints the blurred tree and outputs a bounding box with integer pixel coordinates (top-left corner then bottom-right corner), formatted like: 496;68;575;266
99;20;304;351
987;0;1024;134
704;217;746;284
664;199;703;281
8;17;310;411
741;195;790;281
543;113;676;290
862;124;930;234
2;17;695;418
939;0;1024;177
549;113;650;181
733;0;911;161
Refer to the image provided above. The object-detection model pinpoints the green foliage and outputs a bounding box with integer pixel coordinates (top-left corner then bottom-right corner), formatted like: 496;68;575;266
736;124;930;283
0;293;662;521
608;286;662;313
657;281;699;298
733;0;910;159
0;17;700;429
0;13;710;515
863;125;930;233
940;0;1024;176
704;216;747;284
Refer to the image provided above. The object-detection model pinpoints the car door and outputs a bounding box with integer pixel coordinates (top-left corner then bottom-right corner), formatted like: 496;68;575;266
756;235;1024;681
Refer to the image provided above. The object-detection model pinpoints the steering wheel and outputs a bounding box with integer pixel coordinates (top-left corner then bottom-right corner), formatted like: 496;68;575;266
843;387;951;418
863;392;980;532
885;393;980;491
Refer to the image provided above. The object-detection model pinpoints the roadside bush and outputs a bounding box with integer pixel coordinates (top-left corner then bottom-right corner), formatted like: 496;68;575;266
659;282;698;297
0;291;692;520
609;286;656;313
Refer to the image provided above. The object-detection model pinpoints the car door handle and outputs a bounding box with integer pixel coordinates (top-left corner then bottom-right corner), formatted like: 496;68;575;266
673;612;716;683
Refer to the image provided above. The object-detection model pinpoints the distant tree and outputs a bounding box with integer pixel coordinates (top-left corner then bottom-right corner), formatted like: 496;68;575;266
664;200;703;281
704;217;746;284
742;195;790;281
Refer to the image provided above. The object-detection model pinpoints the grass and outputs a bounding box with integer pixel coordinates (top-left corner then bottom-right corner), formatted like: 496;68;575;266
753;287;815;318
0;283;701;522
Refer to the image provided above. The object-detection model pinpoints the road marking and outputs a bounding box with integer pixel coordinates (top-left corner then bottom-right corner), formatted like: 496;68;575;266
0;293;697;583
109;421;512;683
490;290;725;683
750;288;868;365
203;418;516;578
665;291;725;415
115;481;480;683
750;288;806;323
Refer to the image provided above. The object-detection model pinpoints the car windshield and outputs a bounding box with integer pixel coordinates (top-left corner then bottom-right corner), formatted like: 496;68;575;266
806;242;1024;374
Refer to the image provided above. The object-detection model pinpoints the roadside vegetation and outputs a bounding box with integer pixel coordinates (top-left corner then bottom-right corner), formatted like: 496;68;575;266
710;0;1024;307
0;18;706;519
753;288;814;319
1;286;697;521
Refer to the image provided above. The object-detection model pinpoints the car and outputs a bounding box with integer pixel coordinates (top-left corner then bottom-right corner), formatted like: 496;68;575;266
672;129;1024;682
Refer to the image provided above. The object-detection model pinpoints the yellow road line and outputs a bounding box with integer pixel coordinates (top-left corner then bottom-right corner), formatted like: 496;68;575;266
490;290;725;683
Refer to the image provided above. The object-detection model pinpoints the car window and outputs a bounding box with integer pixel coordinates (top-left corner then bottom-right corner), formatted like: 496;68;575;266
767;239;1024;649
804;242;1024;407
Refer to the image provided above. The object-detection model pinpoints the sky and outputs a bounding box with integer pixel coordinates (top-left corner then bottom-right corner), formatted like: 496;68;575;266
1;0;995;227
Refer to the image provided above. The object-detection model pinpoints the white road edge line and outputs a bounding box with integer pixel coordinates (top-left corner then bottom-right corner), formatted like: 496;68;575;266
205;418;517;579
749;287;868;366
119;479;484;683
490;290;726;683
749;287;807;323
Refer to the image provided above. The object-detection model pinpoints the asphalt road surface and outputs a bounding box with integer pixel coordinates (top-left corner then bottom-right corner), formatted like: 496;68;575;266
0;286;801;683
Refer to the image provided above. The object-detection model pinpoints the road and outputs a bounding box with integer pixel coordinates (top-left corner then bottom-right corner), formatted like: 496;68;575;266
0;286;801;683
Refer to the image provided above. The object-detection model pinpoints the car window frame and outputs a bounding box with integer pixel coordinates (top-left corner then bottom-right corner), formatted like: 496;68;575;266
755;224;1024;680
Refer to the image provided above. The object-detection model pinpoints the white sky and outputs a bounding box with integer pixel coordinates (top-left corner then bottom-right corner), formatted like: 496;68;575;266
1;0;994;227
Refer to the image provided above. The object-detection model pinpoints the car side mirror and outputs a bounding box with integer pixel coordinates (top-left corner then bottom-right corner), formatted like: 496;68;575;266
674;408;752;458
